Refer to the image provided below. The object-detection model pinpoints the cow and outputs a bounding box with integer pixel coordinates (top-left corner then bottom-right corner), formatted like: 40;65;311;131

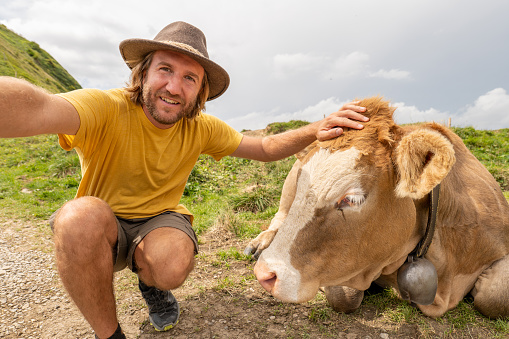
244;96;509;319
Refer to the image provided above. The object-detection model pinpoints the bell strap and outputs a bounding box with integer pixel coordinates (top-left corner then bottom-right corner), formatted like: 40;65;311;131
415;183;441;258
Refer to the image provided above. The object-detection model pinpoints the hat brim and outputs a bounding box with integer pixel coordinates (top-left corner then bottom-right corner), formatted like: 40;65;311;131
119;38;229;101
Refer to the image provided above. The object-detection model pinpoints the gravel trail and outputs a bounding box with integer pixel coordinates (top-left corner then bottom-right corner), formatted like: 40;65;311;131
0;222;94;338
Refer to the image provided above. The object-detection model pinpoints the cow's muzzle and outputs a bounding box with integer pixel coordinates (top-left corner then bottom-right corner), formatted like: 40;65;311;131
253;261;277;293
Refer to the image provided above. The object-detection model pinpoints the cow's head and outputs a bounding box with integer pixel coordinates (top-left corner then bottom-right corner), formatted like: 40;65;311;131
254;97;456;303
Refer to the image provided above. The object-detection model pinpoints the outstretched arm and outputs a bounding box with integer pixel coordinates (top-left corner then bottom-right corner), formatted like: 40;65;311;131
230;101;367;162
0;77;80;137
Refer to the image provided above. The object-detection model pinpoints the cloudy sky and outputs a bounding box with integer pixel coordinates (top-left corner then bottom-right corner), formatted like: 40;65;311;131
1;0;508;131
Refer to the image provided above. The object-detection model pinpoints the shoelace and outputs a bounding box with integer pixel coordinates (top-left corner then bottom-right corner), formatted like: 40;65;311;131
142;288;177;314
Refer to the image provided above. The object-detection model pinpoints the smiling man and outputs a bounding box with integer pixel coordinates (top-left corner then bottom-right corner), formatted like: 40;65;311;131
0;21;367;338
141;50;205;127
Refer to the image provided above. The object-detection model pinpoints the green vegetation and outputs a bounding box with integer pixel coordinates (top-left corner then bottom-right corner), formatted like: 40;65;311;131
0;135;80;219
266;120;310;135
452;127;509;190
0;24;81;93
362;288;508;338
0;123;508;222
216;247;252;262
180;151;295;236
0;119;508;337
1;26;507;338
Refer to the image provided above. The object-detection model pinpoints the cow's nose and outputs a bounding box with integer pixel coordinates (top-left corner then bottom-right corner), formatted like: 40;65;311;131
254;261;277;293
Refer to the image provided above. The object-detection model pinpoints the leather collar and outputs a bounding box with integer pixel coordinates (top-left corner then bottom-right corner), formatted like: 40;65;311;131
413;184;441;258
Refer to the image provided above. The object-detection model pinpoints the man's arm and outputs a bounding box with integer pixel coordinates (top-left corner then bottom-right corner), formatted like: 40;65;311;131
230;101;368;162
0;77;80;137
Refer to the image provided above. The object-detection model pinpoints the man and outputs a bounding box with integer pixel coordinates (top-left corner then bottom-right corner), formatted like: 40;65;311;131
0;21;368;338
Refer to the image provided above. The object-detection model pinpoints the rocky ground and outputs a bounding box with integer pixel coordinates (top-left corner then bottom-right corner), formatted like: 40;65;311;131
0;218;500;339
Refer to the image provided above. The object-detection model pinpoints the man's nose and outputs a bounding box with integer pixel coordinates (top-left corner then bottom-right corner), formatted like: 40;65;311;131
165;76;184;98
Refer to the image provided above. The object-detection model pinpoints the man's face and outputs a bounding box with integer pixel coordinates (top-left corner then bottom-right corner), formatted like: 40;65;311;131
142;50;205;128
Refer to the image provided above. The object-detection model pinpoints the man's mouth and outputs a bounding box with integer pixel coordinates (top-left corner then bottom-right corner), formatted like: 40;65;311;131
161;97;180;105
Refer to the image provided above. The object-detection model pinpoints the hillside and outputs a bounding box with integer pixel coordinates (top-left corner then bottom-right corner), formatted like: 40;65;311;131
0;24;81;93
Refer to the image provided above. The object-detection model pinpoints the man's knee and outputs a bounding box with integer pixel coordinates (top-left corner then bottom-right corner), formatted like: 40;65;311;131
152;255;194;290
52;197;117;252
136;228;196;290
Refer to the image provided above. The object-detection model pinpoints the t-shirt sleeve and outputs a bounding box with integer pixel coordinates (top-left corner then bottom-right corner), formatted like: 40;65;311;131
56;89;119;157
199;114;243;161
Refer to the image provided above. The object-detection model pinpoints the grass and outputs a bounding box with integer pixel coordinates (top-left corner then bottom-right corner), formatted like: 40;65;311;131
216;247;252;262
452;127;509;190
0;123;508;337
362;288;508;338
0;135;80;220
0;24;81;93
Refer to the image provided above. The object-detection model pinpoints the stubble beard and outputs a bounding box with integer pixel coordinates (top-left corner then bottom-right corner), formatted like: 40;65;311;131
142;86;197;126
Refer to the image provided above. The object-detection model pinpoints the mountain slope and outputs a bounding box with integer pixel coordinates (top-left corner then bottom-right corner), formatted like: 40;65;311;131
0;24;81;93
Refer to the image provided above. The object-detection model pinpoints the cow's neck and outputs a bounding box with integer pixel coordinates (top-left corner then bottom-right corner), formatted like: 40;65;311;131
396;184;441;305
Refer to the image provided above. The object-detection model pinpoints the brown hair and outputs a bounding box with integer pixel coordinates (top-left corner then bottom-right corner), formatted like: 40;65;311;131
124;52;210;119
317;96;400;169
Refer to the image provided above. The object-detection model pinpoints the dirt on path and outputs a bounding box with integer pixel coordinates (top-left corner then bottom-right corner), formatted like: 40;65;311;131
0;219;499;339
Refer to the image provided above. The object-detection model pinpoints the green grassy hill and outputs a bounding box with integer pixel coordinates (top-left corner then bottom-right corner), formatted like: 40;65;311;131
0;24;81;93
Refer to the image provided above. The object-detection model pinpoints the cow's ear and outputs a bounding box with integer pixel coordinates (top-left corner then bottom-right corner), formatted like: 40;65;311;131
394;128;455;199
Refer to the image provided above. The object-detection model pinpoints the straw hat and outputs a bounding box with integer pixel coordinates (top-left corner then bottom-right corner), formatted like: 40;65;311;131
119;21;229;101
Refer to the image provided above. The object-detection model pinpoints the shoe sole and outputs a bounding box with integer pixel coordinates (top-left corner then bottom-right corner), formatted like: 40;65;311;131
151;320;178;332
149;312;180;332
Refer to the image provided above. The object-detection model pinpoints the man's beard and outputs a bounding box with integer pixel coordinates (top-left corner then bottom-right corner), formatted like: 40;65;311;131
142;86;197;126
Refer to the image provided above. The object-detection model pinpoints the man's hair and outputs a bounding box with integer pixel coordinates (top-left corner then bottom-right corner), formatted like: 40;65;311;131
124;51;210;120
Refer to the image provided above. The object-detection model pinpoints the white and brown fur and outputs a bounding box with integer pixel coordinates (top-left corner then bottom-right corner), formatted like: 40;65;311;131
249;96;509;318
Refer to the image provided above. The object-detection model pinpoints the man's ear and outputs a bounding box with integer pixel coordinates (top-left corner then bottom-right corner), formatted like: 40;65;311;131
394;128;455;199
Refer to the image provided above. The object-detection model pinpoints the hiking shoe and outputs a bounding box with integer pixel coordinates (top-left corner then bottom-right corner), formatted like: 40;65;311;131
138;279;180;331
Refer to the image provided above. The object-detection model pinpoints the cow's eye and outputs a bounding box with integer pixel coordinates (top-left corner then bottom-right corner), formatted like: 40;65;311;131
335;194;366;210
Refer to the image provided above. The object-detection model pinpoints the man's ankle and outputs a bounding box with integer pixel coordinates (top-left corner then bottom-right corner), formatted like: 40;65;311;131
95;323;126;339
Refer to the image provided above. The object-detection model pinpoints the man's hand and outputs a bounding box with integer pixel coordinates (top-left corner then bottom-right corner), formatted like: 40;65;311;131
231;101;369;162
316;101;368;141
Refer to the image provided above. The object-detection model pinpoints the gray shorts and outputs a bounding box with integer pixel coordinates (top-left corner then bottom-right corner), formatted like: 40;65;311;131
50;209;199;273
114;211;199;272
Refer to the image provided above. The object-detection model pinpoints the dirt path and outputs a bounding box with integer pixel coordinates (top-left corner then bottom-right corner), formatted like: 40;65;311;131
0;219;498;338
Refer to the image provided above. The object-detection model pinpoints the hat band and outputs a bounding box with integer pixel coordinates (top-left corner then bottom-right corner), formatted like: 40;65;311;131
160;40;205;58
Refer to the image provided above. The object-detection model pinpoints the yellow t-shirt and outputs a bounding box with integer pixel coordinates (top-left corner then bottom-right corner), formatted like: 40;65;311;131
57;88;243;219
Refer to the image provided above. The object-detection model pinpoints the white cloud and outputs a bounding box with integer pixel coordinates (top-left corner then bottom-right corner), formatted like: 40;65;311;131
454;88;509;130
387;88;509;130
392;103;450;126
330;52;370;78
223;108;282;132
369;69;411;80
1;0;508;131
224;97;348;131
273;53;327;79
272;51;411;83
225;88;509;132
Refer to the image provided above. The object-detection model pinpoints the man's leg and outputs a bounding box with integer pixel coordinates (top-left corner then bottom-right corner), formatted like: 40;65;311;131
52;196;120;339
134;227;195;289
134;227;195;331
